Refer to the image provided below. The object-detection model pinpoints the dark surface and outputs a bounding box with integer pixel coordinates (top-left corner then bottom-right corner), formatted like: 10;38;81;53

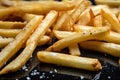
0;44;120;80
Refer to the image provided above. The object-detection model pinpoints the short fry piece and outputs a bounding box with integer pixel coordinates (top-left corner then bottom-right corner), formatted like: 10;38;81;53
0;11;58;74
80;41;120;57
46;27;109;51
37;51;102;71
101;8;120;33
0;29;21;37
68;44;81;56
0;21;25;29
0;16;43;68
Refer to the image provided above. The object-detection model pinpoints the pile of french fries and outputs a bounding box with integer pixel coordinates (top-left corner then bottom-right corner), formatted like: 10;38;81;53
0;0;120;75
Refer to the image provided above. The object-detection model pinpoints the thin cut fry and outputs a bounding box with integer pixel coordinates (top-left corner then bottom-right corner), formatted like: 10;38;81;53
1;1;73;7
0;29;21;37
46;27;109;51
3;1;74;15
80;41;120;57
0;11;58;74
68;44;81;56
62;0;89;31
73;25;120;44
0;16;43;69
95;0;120;6
37;51;102;71
0;21;25;29
101;8;120;33
0;37;14;48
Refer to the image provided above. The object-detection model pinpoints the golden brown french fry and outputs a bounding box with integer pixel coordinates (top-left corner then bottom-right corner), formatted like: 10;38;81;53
2;1;74;15
101;8;120;33
74;25;120;44
46;27;109;51
62;0;90;31
80;41;120;57
1;0;73;7
95;0;120;6
0;29;21;37
0;16;43;69
0;11;58;74
37;51;102;71
93;15;103;27
0;21;25;29
68;44;81;56
0;37;14;48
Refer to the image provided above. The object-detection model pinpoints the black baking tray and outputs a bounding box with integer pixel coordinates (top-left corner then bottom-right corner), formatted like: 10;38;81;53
0;0;120;80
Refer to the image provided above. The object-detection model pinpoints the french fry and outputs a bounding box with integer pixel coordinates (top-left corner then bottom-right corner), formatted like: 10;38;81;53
0;37;14;48
2;1;74;15
74;25;120;44
68;44;81;56
0;16;43;69
1;0;73;7
62;0;90;31
0;29;21;37
46;27;109;51
101;8;120;33
80;41;120;57
53;31;81;56
93;15;103;27
95;0;120;6
37;51;102;71
0;21;26;29
0;11;58;74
